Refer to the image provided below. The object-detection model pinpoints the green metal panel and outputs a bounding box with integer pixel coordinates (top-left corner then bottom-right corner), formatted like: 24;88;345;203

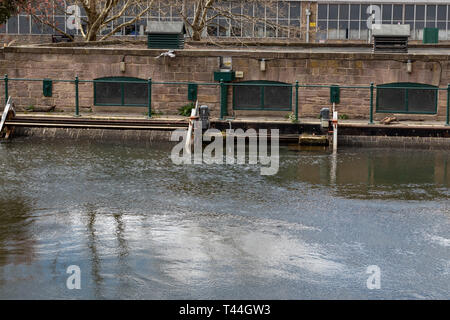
369;83;374;124
423;28;439;44
43;79;52;97
330;85;340;104
75;76;79;116
220;80;227;119
376;82;438;114
232;80;292;111
214;71;235;82
147;34;184;49
188;83;198;101
94;77;147;107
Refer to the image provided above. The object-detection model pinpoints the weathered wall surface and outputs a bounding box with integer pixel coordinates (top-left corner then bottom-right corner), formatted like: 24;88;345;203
0;46;449;120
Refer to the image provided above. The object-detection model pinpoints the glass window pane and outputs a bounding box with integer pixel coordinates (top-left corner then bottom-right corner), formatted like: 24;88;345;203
243;2;253;16
254;22;264;37
31;18;43;34
318;4;327;20
350;5;360;20
7;16;18;34
361;4;370;20
416;5;425;20
278;2;288;19
267;4;276;19
360;20;368;30
289;2;300;19
256;3;265;17
318;20;327;31
382;4;392;24
393;5;403;23
339;5;349;20
427;5;436;21
405;5;414;20
437;6;447;21
339;21;349;29
350;21;359;30
54;16;66;34
19;16;30;34
231;3;241;15
219;18;229;37
329;5;338;20
242;22;252;37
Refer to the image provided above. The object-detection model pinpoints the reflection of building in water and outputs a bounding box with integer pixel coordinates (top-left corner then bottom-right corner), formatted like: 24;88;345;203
281;149;449;199
0;197;35;266
1;1;449;41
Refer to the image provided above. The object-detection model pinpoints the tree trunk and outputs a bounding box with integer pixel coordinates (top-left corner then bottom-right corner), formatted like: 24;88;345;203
192;29;202;41
86;26;98;41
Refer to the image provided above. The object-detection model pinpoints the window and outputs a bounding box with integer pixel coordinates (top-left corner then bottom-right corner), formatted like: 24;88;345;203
94;77;148;106
376;83;438;114
315;3;450;41
233;81;292;111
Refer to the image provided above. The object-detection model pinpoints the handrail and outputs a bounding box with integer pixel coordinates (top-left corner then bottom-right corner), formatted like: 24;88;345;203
2;74;449;125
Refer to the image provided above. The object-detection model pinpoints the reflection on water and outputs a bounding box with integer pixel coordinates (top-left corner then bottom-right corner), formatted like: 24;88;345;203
0;139;448;299
0;197;35;266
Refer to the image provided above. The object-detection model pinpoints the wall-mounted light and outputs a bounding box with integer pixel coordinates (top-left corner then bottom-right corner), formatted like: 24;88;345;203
220;56;232;71
260;58;266;72
120;56;126;73
406;59;412;73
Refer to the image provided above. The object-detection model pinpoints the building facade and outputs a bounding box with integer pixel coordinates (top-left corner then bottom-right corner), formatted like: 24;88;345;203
1;1;450;42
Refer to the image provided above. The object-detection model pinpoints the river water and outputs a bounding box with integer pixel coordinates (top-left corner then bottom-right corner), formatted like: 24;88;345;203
0;138;448;299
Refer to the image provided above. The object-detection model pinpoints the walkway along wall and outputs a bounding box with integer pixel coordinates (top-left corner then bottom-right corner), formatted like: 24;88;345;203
0;46;449;121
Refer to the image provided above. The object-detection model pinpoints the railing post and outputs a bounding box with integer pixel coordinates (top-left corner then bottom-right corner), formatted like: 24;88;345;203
148;78;152;119
446;84;450;126
369;82;374;124
295;80;299;122
220;79;226;120
4;74;8;104
75;75;80;117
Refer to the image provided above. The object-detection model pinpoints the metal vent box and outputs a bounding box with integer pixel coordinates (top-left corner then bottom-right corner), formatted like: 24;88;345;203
146;22;186;49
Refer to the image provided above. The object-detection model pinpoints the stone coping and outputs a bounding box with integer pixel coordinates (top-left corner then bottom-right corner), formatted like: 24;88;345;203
2;45;450;61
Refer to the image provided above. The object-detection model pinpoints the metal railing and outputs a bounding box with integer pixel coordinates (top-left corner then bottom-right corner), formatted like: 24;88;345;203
2;74;450;126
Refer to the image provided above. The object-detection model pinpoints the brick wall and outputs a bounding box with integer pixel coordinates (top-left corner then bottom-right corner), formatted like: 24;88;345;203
0;46;448;120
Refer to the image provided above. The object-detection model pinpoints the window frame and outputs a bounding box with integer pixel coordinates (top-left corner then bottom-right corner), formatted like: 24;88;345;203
94;76;148;107
232;80;292;111
376;82;438;114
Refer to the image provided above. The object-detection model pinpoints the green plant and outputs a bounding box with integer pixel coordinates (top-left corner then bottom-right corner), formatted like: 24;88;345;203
25;105;34;111
286;112;298;123
151;110;163;117
338;114;349;120
178;102;195;116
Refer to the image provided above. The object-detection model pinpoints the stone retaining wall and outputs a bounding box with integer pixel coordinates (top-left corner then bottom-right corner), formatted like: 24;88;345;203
339;135;450;149
0;46;449;120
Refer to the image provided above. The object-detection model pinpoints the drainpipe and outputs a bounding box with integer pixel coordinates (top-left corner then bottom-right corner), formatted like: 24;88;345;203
305;9;311;43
